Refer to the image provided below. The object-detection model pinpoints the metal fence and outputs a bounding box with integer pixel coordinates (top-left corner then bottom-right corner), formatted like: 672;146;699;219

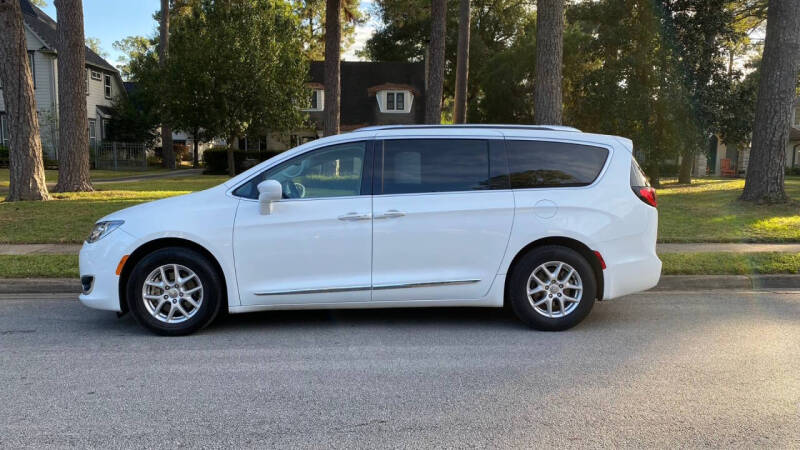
93;142;147;170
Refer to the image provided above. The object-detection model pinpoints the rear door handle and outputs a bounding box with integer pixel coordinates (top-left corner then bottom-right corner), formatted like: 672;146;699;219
338;212;371;221
374;209;405;219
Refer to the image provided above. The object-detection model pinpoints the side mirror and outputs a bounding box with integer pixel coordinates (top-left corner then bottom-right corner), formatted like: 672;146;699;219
257;180;282;215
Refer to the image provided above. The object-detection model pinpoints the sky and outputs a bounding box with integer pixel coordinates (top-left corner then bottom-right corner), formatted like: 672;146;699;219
41;0;378;66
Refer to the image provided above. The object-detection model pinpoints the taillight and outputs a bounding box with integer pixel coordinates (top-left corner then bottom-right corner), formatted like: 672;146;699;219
634;186;657;207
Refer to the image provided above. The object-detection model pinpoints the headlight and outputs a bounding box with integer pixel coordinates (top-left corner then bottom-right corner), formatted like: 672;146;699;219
86;220;124;243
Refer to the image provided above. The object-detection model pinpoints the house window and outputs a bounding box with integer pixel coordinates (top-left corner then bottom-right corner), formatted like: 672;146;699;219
88;119;96;148
102;119;110;140
103;74;112;99
91;70;101;81
28;52;35;89
378;90;412;113
0;115;9;147
303;89;324;111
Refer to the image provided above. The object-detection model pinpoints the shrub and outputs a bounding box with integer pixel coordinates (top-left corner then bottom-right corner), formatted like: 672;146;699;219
786;166;800;176
152;144;191;164
202;147;282;174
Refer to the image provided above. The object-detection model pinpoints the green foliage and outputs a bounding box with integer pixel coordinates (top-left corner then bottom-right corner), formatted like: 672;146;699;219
106;89;160;146
162;0;308;146
366;0;757;184
85;37;109;58
293;0;365;60
202;148;283;174
112;35;154;80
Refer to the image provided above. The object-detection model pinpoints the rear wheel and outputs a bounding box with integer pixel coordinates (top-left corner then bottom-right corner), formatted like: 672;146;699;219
508;246;597;331
126;247;223;336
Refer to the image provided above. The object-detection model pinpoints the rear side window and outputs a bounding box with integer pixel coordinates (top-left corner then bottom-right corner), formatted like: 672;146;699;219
378;139;490;194
630;158;650;186
506;140;609;188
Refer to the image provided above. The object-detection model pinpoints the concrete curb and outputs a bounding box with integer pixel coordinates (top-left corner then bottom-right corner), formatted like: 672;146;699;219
651;275;800;291
0;278;80;294
1;275;799;296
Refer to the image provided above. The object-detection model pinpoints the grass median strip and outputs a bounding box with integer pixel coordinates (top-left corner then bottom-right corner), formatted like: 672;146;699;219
0;255;79;278
660;252;800;275
2;252;798;279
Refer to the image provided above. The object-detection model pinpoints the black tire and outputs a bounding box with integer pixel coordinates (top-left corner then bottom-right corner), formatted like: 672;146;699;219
508;245;597;331
126;247;224;336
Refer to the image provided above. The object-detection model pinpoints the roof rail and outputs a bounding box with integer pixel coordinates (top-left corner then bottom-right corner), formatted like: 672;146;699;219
354;124;582;133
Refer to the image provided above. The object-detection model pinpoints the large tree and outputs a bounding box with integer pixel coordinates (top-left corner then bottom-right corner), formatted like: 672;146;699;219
740;0;800;203
159;0;175;169
294;0;363;60
54;0;92;192
453;0;470;123
425;0;446;124
323;0;342;135
0;0;50;201
533;0;564;125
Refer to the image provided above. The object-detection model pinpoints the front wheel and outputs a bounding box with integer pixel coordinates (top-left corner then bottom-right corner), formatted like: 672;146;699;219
508;246;597;331
126;247;223;336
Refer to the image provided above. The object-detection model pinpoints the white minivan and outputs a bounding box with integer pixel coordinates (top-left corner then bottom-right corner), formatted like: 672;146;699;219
79;125;661;335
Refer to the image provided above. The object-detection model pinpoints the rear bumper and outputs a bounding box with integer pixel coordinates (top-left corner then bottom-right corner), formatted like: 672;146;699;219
602;252;662;299
78;229;137;312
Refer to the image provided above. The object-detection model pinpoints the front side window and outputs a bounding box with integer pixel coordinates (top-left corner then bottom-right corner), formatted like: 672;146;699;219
234;142;366;200
378;139;490;194
506;140;609;189
104;75;112;98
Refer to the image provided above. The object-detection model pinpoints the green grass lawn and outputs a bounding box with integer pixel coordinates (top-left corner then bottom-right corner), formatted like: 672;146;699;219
0;172;799;244
0;175;228;243
3;252;798;279
660;252;800;275
657;177;800;242
0;168;175;187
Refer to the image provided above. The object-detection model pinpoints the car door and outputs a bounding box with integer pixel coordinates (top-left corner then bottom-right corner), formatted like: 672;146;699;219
232;141;373;306
371;136;515;302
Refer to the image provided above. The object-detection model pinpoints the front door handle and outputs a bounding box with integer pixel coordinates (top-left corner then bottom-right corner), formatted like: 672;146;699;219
374;209;405;219
338;212;371;221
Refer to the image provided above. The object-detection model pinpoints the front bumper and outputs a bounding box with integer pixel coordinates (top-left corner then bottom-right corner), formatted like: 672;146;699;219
78;228;137;312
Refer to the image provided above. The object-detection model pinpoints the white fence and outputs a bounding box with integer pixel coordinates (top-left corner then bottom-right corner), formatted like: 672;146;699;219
93;142;147;170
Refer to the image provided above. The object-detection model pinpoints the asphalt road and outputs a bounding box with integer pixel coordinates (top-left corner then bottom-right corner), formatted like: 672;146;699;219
1;290;799;448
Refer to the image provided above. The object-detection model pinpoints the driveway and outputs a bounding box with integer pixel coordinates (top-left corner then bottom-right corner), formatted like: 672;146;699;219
1;290;799;448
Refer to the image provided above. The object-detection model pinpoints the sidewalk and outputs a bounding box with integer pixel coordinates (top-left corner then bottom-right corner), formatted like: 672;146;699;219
3;242;800;256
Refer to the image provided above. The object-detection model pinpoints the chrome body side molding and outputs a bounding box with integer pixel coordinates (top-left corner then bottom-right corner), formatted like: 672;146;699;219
254;279;481;296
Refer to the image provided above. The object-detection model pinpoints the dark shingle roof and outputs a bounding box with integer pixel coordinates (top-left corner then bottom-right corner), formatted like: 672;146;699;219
20;0;118;73
309;61;426;126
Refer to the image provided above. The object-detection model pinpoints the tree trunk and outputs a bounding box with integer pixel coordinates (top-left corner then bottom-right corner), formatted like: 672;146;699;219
678;152;693;184
159;0;175;169
227;135;236;177
54;0;92;192
533;0;564;125
453;0;470;124
425;0;446;124
0;0;50;201
740;0;800;203
323;0;341;136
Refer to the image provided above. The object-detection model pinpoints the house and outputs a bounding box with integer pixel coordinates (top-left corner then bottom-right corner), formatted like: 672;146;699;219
699;98;800;177
0;0;125;159
237;61;427;152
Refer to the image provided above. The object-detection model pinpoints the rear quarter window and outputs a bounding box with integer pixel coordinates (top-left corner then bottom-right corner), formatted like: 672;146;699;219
506;140;609;188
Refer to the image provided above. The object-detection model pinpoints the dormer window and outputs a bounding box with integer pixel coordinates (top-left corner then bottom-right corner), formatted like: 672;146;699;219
303;89;324;112
377;90;413;113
